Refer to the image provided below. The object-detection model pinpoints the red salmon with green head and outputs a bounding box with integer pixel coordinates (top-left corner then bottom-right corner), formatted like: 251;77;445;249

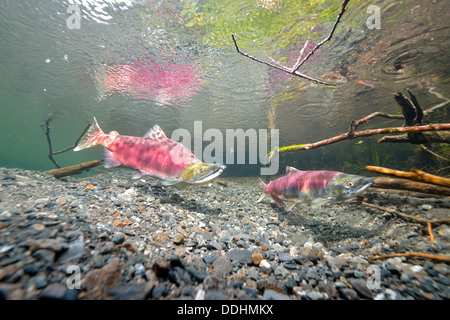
74;117;225;186
258;166;373;211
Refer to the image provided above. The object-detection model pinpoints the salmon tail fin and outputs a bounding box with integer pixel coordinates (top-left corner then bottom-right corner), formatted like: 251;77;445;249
256;178;267;203
73;117;104;151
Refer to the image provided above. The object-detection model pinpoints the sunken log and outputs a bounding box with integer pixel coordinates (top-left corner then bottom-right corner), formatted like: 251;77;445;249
371;177;450;196
367;166;450;188
46;159;104;179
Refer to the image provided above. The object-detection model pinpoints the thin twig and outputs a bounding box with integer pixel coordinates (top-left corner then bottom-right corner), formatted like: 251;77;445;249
278;123;450;154
41;116;60;168
369;252;450;262
362;201;450;225
292;0;350;73
425;87;450;115
41;116;91;168
427;222;435;247
231;0;350;86
420;145;450;162
231;34;333;86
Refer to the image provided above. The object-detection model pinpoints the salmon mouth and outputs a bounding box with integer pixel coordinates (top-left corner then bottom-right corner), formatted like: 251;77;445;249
182;163;226;184
192;164;226;184
355;178;373;193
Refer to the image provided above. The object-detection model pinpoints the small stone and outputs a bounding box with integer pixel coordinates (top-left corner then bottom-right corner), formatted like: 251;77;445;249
57;233;84;264
108;283;148;300
39;284;68;300
262;289;290;300
23;264;39;276
212;255;232;278
112;233;126;245
226;249;253;265
29;275;47;289
296;246;317;264
32;223;45;231
307;290;325;300
117;188;136;202
278;252;293;262
153;234;169;243
203;252;220;265
133;263;146;277
82;258;121;300
252;251;264;265
340;288;358;300
374;288;402;300
96;241;116;255
348;278;373;299
172;234;184;245
32;249;56;263
259;259;272;274
25;238;63;253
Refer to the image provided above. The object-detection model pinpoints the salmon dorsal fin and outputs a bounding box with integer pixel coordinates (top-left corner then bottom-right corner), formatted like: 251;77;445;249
143;125;167;140
286;166;301;175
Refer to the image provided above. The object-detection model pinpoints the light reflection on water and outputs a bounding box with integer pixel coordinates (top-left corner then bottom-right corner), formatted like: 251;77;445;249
0;0;448;173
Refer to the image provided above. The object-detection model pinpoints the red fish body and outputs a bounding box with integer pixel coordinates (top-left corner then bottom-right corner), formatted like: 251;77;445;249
259;166;373;210
99;129;200;181
74;118;225;185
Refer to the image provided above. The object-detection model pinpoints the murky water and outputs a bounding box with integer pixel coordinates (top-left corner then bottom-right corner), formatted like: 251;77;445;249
0;0;449;175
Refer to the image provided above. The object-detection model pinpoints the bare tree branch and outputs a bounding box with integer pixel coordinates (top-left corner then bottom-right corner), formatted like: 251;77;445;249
276;89;450;155
232;0;350;86
41;116;91;168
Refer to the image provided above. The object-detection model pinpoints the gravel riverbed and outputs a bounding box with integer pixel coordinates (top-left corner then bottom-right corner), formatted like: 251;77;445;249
0;167;449;300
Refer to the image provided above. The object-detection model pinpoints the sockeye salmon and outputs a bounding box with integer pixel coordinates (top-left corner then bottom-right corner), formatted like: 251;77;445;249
74;117;225;186
258;166;373;210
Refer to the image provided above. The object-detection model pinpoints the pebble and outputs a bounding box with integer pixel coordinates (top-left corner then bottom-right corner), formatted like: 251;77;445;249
251;251;264;265
112;233;126;245
226;249;253;265
212;255;233;277
0;168;448;300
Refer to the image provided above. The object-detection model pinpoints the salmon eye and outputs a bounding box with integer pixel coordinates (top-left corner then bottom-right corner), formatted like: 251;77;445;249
347;181;354;188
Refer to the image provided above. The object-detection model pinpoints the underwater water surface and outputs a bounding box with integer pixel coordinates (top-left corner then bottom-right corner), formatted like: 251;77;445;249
0;0;449;176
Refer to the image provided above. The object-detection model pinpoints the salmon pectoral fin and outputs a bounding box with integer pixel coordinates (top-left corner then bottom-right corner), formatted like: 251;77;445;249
311;198;330;209
285;202;297;211
104;149;122;168
160;178;182;186
256;193;266;203
131;171;147;180
270;194;284;206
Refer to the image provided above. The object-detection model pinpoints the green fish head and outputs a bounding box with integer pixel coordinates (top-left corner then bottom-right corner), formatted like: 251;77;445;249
326;174;373;201
181;163;226;184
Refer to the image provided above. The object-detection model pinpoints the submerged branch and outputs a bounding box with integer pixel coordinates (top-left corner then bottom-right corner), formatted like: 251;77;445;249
232;0;350;86
41;116;93;175
277;88;450;156
46;160;104;179
362;201;450;224
369;252;450;262
277;123;450;154
370;177;450;196
366;165;450;188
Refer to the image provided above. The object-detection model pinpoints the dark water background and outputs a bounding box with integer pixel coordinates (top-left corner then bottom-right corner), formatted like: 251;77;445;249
0;0;449;177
